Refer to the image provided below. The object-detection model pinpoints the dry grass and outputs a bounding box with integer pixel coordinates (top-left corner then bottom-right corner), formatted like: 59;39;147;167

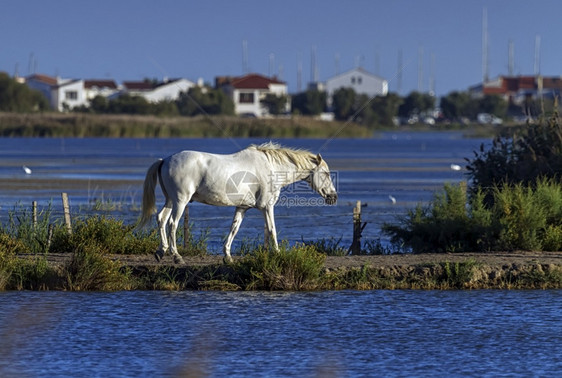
0;112;372;138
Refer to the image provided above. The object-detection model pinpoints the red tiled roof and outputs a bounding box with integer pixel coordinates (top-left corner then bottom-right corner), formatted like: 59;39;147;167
84;80;117;89
27;73;57;86
229;73;285;89
483;75;562;95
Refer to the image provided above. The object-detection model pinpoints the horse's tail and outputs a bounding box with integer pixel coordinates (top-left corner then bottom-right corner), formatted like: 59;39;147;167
138;159;164;228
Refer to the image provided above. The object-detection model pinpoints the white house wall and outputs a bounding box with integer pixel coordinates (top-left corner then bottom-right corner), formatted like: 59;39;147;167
53;80;87;111
325;68;388;105
233;89;262;116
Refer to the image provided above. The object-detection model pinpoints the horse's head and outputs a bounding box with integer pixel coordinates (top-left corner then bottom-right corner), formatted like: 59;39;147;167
307;154;338;205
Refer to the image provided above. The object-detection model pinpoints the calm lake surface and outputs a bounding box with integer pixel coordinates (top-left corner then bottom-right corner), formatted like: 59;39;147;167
1;290;562;377
0;132;489;249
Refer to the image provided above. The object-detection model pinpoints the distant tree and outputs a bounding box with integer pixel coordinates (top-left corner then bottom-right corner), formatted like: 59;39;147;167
398;91;435;117
152;100;179;116
291;89;326;115
176;87;234;116
107;94;151;114
332;87;356;120
440;91;479;120
90;95;108;113
478;94;507;118
261;93;288;115
0;72;49;112
370;93;403;127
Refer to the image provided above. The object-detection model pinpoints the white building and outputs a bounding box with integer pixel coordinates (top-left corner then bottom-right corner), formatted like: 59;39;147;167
325;67;388;107
84;80;119;100
218;73;289;117
25;74;88;111
121;78;194;102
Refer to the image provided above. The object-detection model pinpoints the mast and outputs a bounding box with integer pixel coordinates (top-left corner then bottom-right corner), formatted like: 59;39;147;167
482;7;489;83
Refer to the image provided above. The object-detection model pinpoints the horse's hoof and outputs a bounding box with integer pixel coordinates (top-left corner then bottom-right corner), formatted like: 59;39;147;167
223;256;233;264
173;255;185;264
154;250;164;262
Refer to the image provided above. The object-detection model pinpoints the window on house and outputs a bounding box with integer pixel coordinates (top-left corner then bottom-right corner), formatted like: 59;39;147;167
357;76;362;84
239;92;255;103
351;77;356;84
65;91;78;100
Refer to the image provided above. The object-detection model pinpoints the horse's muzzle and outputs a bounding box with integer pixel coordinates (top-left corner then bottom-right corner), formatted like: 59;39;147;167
325;193;338;205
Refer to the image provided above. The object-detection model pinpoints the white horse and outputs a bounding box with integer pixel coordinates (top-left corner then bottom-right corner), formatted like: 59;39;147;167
139;142;338;264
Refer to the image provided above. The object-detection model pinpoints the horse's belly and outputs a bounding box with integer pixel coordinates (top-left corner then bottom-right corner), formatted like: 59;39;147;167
191;191;255;207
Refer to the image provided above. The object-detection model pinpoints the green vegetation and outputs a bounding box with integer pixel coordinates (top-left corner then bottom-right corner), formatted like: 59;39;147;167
0;72;531;132
467;110;562;193
0;112;372;138
0;72;49;112
2;207;561;291
385;110;562;253
384;179;562;253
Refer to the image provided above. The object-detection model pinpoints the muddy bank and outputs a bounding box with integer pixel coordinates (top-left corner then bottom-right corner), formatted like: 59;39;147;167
40;251;562;269
35;251;562;290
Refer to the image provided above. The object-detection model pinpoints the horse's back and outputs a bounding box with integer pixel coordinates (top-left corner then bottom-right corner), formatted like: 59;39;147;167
161;149;267;207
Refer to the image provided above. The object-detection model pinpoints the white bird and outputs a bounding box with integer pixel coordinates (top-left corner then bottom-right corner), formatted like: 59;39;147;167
388;195;397;205
22;165;32;175
450;164;462;171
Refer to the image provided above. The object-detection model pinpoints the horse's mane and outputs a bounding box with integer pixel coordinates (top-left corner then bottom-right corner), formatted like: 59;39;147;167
248;142;317;170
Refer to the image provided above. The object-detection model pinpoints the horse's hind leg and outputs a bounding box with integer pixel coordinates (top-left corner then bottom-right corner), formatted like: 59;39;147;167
155;204;172;262
167;199;188;264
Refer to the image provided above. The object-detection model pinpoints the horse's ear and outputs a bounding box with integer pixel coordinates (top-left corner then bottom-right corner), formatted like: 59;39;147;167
316;154;323;164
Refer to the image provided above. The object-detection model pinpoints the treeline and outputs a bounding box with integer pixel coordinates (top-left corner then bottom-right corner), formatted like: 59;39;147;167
78;86;236;117
1;72;546;129
0;72;49;112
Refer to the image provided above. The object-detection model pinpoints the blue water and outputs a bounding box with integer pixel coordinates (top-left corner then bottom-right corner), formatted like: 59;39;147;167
1;290;561;377
0;132;490;250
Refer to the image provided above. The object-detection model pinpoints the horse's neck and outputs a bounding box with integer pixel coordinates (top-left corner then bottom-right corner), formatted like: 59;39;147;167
270;162;311;187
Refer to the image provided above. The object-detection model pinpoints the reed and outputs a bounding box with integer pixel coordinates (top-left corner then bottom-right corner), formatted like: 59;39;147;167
0;113;372;138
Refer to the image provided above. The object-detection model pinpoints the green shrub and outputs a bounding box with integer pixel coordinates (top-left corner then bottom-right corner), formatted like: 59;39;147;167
235;243;326;290
65;242;133;291
383;180;562;253
467;111;562;200
543;225;562;251
9;256;60;290
50;216;158;255
384;183;486;253
493;183;545;250
441;259;478;289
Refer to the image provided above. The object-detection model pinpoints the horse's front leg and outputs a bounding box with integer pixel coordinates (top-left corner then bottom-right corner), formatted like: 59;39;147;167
262;206;279;251
223;207;247;263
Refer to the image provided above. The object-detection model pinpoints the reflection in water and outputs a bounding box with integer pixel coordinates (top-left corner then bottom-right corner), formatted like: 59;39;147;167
1;290;562;376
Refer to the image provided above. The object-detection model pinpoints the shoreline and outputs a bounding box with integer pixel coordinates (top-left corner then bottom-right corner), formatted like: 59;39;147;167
16;251;562;291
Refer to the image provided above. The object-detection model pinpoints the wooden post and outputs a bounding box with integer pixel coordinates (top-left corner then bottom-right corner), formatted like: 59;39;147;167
183;206;189;248
61;192;72;234
32;201;37;229
349;200;367;255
